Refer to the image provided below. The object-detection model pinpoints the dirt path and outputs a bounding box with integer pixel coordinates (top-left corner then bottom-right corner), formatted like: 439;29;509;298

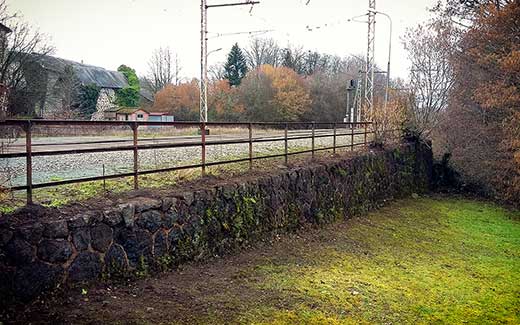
8;196;520;325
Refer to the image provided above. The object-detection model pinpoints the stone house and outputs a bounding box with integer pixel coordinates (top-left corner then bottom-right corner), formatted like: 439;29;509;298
19;54;152;120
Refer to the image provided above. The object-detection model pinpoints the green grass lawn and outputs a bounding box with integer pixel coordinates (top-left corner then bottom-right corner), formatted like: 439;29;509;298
187;197;520;324
21;196;519;325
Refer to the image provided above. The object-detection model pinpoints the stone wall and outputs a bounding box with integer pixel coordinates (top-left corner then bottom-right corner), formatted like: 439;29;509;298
0;141;432;305
91;88;117;120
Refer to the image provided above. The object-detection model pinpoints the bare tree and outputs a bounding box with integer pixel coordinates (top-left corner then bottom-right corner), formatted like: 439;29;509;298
208;63;225;81
0;0;54;117
244;38;281;70
146;46;182;93
403;19;454;137
281;46;307;75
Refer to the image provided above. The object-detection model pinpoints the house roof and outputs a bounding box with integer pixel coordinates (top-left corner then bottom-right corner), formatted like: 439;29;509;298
139;86;154;103
149;112;173;116
115;108;149;114
28;54;129;89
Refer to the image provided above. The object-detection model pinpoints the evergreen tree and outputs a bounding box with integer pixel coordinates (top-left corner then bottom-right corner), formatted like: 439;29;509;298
282;49;294;70
77;84;100;118
223;43;248;87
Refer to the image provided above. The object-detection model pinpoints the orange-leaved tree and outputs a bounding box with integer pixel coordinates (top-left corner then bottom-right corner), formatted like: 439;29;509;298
259;65;311;121
153;79;200;121
208;79;244;121
445;1;520;204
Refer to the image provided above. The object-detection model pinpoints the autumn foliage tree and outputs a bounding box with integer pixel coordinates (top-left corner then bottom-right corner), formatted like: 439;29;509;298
434;0;519;204
153;79;199;120
239;65;311;121
208;79;243;121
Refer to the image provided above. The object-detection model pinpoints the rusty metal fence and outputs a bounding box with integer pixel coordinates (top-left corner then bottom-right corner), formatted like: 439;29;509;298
1;120;376;204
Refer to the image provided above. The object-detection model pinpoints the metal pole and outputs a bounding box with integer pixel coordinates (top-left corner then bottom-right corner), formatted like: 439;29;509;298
385;15;392;110
346;91;350;123
200;0;207;123
364;123;368;147
132;122;138;190
248;123;253;170
203;4;208;123
350;123;354;151
311;122;315;159
284;123;288;165
102;164;106;192
333;122;337;154
201;122;206;175
25;121;32;204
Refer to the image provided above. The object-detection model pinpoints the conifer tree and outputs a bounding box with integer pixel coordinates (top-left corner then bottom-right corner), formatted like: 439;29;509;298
223;43;248;87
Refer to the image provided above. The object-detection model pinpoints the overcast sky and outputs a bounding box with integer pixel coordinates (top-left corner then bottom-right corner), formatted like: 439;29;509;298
8;0;436;81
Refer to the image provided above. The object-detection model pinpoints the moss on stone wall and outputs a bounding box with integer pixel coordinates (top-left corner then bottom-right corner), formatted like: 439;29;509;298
0;141;432;305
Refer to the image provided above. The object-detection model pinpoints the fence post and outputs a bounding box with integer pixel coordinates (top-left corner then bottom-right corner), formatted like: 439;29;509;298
311;122;315;159
364;123;368;147
132;122;139;190
333;122;337;154
201;122;206;176
284;123;288;165
25;121;32;205
248;123;253;170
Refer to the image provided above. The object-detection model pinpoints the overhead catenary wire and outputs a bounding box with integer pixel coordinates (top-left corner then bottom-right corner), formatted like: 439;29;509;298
207;29;275;39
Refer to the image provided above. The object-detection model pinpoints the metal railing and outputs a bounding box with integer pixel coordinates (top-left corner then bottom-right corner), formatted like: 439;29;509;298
1;119;375;204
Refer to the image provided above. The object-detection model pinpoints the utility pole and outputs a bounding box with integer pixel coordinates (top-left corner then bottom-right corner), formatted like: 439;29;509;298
364;0;376;121
346;80;356;123
200;0;260;123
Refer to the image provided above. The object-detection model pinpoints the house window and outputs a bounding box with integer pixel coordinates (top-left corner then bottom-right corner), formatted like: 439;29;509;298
137;114;144;119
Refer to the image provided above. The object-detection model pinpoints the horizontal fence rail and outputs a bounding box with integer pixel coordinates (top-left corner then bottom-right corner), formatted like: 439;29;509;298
0;119;394;205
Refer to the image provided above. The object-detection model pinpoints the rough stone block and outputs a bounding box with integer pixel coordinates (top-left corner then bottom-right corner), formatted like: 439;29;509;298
154;230;168;257
90;224;113;252
43;220;69;238
87;211;104;225
179;192;195;206
103;209;123;227
72;228;91;251
136;210;163;233
37;239;73;264
168;226;182;248
67;215;89;229
5;237;34;265
0;229;13;247
120;203;135;228
133;198;162;213
18;223;44;244
68;252;102;282
13;261;64;301
105;243;128;273
161;197;177;212
164;207;181;228
116;228;152;267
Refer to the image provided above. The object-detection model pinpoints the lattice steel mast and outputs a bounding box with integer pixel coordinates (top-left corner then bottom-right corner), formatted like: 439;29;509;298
364;0;376;121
